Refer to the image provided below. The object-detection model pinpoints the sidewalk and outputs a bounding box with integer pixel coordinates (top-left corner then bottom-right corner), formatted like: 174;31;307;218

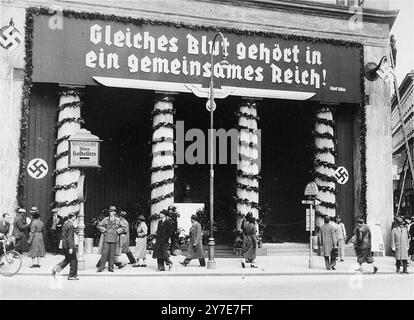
13;252;402;277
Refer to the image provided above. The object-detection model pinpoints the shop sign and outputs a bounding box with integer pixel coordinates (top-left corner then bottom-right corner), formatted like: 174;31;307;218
68;129;102;168
32;15;361;103
304;182;318;198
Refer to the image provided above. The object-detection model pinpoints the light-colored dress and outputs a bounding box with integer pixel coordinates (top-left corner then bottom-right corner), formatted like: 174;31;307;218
28;219;46;258
135;222;148;259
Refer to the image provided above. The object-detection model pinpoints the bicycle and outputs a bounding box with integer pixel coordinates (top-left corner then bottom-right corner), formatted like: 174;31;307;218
0;238;22;277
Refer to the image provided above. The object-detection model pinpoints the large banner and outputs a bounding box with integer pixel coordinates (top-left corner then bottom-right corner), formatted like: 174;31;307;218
32;14;361;103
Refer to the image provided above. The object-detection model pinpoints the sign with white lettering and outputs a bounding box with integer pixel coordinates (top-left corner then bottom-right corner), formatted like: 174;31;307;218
304;182;318;198
68;140;100;168
32;15;361;103
306;208;315;231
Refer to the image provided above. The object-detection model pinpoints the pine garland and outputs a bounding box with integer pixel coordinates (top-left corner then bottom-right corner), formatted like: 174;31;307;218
150;191;175;205
150;164;176;173
313;131;335;141
235;196;260;209
53;167;78;176
54;150;69;160
57;101;83;112
314;159;338;170
236;125;258;134
315;118;335;127
236;170;261;180
54;134;71;147
51;199;82;209
152;137;174;144
235;111;260;122
151;109;175;117
236;183;260;193
313;171;337;183
53;182;78;191
150;177;176;190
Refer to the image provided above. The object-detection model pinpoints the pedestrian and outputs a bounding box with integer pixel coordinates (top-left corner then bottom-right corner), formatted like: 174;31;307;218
240;212;258;268
408;217;414;261
117;210;136;265
180;214;205;267
335;216;347;261
12;208;30;253
133;215;148;267
319;216;338;270
96;206;126;273
153;210;173;271
27;207;46;268
348;217;378;274
46;208;64;255
52;213;79;280
391;216;410;274
0;213;13;257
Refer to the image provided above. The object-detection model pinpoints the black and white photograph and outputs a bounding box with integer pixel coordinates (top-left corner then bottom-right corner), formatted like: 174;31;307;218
0;0;413;306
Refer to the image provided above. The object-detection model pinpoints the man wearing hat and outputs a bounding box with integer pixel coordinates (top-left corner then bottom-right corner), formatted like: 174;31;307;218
46;208;64;255
152;210;173;271
349;217;378;274
12;208;30;254
115;210;136;266
96;206;126;272
391;216;409;274
180;214;205;267
133;215;148;267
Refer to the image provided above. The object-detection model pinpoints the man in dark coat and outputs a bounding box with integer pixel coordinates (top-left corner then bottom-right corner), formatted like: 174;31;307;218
348;217;378;274
46;208;64;255
97;206;126;272
153;211;173;271
180;214;205;267
52;213;79;280
319;216;338;270
12;208;30;253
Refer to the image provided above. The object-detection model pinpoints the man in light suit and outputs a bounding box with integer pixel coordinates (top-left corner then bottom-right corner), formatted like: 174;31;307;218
52;213;79;280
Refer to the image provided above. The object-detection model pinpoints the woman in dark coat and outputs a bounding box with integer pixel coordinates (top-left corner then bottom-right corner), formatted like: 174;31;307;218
27;207;46;268
152;211;173;271
180;214;205;267
241;212;257;268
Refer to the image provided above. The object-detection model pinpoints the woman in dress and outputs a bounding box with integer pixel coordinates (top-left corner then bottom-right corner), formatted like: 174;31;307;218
133;215;148;267
241;212;258;268
27;207;46;268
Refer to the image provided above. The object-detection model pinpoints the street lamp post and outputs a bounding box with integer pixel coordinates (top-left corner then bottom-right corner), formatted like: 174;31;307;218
207;31;229;269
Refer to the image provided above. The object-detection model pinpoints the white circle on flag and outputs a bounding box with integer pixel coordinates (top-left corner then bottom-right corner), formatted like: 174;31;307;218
27;158;48;179
334;166;349;185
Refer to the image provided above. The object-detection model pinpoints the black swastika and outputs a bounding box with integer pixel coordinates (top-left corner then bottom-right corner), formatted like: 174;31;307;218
28;160;48;178
335;167;349;184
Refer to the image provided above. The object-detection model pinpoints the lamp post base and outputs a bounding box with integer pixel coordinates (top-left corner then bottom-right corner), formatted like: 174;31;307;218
207;237;216;269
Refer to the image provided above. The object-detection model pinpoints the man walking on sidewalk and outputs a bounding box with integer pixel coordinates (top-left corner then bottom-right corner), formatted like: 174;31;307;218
391;216;409;274
348;217;378;274
52;213;78;280
319;216;337;270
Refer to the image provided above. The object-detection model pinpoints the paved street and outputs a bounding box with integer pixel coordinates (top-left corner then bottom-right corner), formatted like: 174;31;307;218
1;252;414;299
1;273;414;300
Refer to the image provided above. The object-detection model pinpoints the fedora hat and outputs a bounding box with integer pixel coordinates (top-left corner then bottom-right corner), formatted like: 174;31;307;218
137;215;145;221
30;207;38;213
51;207;58;213
395;216;404;224
108;206;117;212
17;208;26;214
191;214;198;221
119;210;127;216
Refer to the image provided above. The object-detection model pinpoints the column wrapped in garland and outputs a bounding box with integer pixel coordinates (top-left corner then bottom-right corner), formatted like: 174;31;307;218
150;93;175;234
236;100;260;230
53;88;84;217
313;105;337;218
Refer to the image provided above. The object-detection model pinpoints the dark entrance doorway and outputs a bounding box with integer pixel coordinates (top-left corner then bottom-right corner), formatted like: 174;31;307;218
260;100;316;243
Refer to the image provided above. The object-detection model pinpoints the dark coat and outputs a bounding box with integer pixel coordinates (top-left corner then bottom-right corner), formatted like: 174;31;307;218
152;219;172;260
61;220;76;250
186;221;204;260
0;219;11;238
391;226;409;260
409;224;414;255
28;219;46;258
242;220;257;260
12;213;30;239
355;224;372;250
319;223;337;257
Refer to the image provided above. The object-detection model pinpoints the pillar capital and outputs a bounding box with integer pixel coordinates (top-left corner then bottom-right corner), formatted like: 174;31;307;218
154;91;178;103
318;102;339;113
58;84;85;97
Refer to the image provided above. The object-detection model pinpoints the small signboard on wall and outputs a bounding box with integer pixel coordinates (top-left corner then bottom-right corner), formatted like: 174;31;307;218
367;221;385;256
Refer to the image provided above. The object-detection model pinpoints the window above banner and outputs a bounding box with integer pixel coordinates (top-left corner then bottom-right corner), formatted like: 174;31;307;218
32;12;362;103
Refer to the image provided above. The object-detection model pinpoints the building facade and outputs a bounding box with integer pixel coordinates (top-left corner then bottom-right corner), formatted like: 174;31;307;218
392;71;414;218
0;0;396;252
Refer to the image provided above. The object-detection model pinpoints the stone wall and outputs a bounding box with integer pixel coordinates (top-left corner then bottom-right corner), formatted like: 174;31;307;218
0;4;25;217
